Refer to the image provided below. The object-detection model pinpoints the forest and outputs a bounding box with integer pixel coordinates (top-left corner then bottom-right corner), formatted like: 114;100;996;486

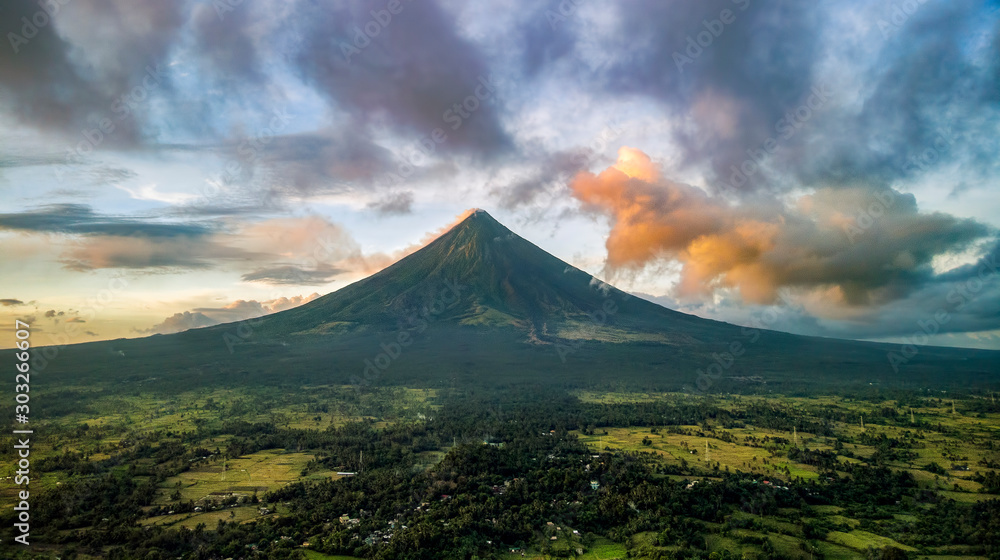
2;385;999;559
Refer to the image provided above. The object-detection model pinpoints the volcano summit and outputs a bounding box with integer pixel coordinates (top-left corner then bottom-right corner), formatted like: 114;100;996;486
20;210;999;393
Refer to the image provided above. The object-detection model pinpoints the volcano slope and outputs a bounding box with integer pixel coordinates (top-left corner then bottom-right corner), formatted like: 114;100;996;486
11;210;998;395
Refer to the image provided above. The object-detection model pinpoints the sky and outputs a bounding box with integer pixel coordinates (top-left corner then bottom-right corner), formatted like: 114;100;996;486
1;0;999;351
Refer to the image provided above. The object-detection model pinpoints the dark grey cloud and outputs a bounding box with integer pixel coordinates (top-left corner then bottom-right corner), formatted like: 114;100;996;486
189;1;265;86
515;1;1000;196
249;130;397;195
0;0;184;146
368;191;414;216
0;204;211;238
585;1;823;189
87;166;138;186
291;0;511;157
0;299;25;306
44;189;94;199
794;3;1000;190
493;150;587;210
0;1;123;141
0;150;68;169
241;264;344;285
516;2;579;76
0;204;261;272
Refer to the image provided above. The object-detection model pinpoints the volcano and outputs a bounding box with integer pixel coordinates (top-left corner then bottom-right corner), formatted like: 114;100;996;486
22;210;999;393
258;209;713;339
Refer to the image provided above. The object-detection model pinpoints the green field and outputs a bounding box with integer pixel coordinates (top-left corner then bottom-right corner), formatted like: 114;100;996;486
2;386;998;559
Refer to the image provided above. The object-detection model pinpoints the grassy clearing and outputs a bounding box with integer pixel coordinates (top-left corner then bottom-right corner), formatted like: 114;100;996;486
827;530;918;552
574;391;1000;493
575;426;821;481
141;504;261;528
155;449;340;505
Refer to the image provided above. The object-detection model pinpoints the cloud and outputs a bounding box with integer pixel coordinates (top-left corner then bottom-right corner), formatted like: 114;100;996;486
651;241;1000;345
0;204;211;238
0;0;184;145
572;147;992;306
515;2;579;76
59;235;255;272
188;0;266;86
291;0;510;156
139;311;216;335
517;1;1000;195
241;264;345;285
116;184;199;205
492;150;586;210
0;299;25;306
65;317;85;323
0;206;406;278
247;130;397;195
139;293;321;334
368;191;414;216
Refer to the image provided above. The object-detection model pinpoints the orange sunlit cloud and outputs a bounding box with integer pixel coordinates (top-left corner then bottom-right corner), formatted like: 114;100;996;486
569;146;985;308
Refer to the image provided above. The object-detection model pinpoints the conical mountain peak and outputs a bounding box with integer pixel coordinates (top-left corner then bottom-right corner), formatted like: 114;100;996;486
45;210;994;395
266;210;693;336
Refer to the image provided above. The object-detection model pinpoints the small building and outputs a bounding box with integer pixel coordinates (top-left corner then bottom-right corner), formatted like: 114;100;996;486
590;480;599;490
